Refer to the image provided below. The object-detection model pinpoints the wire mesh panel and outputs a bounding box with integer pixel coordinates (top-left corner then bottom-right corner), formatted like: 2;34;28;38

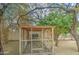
21;41;31;54
19;26;54;55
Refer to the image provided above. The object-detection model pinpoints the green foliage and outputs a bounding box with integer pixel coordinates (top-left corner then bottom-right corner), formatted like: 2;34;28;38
36;11;73;34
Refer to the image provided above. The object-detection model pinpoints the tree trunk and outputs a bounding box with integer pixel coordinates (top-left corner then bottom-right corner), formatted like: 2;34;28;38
70;30;79;51
70;10;79;52
54;34;59;46
0;4;9;54
54;28;59;46
0;14;4;54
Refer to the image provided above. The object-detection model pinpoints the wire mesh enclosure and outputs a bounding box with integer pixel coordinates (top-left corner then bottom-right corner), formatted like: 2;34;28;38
19;26;54;55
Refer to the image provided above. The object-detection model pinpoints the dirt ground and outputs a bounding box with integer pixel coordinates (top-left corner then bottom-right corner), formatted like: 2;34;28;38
2;40;79;55
54;40;79;55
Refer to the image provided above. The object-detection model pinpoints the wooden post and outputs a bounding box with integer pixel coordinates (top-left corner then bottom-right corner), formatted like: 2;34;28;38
52;28;54;54
19;27;22;54
30;28;32;54
41;28;44;52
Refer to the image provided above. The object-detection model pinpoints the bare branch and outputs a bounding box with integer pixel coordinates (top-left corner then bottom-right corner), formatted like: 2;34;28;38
17;6;70;25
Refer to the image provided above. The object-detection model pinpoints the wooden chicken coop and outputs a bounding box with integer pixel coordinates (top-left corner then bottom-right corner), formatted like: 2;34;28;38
19;25;54;55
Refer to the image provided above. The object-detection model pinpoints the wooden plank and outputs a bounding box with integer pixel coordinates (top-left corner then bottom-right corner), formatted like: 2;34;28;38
21;39;42;42
32;48;43;50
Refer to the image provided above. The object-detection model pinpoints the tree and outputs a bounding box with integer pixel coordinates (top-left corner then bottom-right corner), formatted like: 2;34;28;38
3;4;29;28
36;10;73;46
70;7;79;52
0;3;9;54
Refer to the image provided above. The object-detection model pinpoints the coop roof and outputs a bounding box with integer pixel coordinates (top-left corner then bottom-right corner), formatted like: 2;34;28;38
20;25;54;31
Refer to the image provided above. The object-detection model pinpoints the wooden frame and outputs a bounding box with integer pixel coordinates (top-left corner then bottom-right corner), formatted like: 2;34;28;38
19;26;54;54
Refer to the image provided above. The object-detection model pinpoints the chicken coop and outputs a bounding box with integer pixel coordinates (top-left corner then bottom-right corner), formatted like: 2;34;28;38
19;26;54;55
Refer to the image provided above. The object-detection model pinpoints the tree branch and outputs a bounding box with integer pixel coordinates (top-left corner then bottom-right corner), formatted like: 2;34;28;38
17;6;71;25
